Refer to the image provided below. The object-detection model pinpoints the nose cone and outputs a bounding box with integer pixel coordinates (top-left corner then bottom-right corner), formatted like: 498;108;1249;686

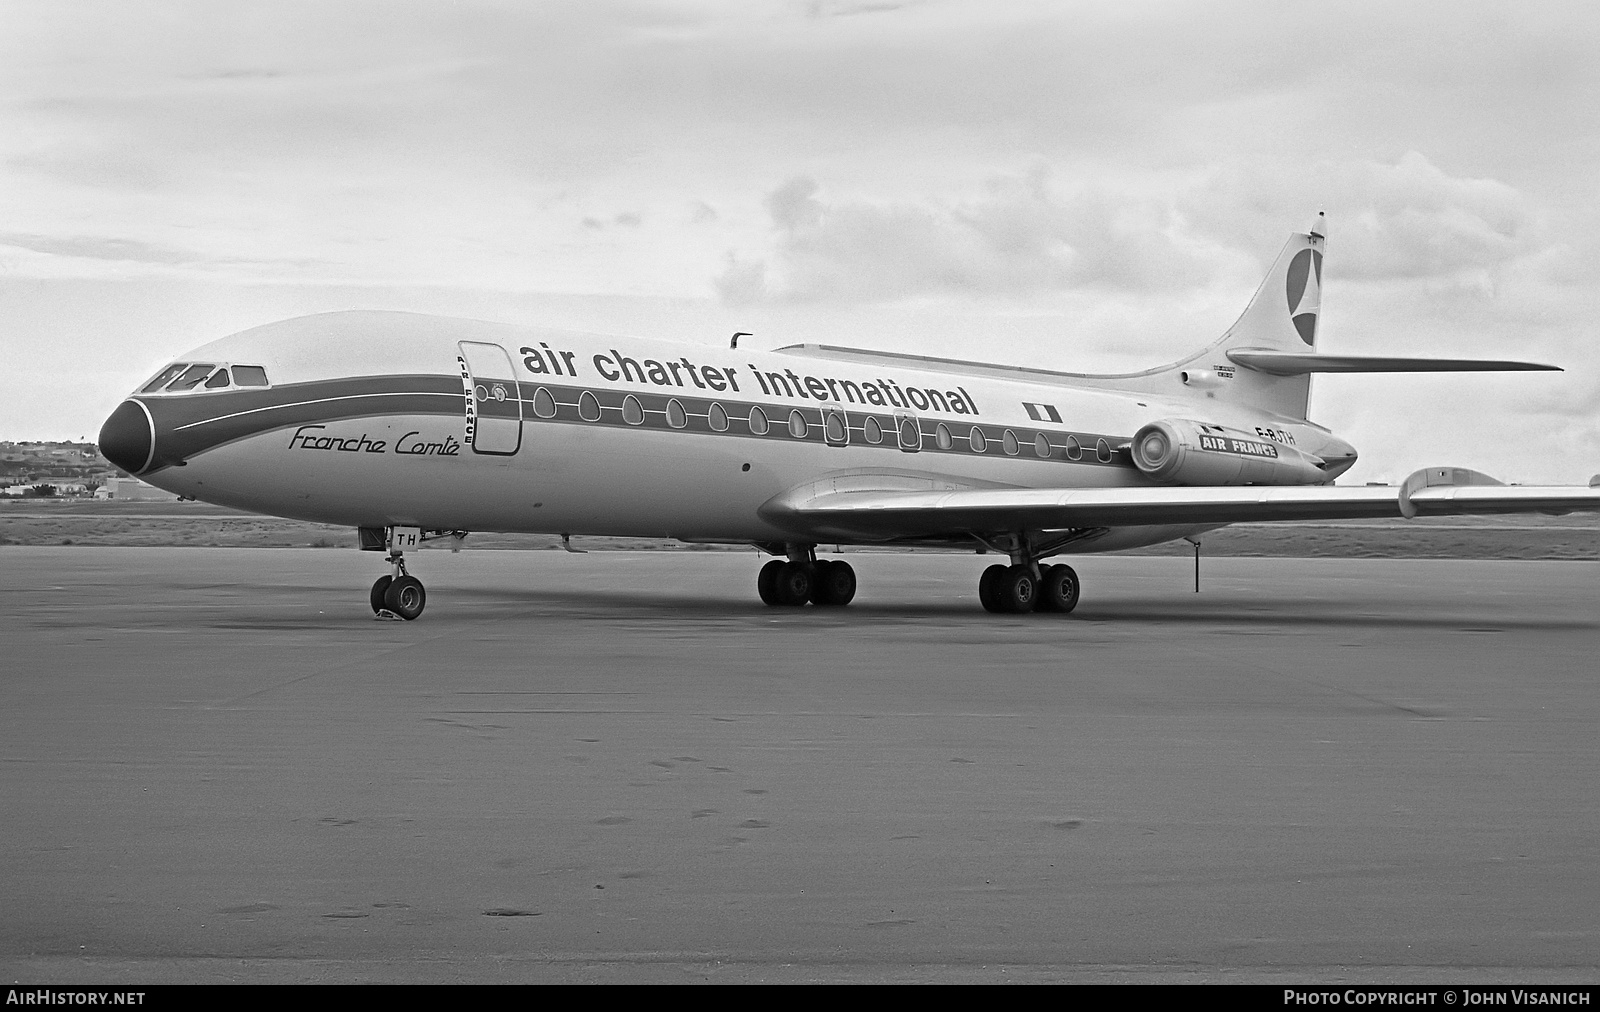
99;400;154;474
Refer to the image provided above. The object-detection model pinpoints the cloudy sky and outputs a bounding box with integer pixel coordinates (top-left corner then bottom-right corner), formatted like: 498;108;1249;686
3;0;1598;483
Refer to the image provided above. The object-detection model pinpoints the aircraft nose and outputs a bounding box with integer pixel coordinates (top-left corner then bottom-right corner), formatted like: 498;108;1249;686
99;400;155;474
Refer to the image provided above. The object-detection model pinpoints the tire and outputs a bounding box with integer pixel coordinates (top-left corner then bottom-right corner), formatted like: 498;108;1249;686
757;559;785;606
810;560;856;606
773;561;812;607
1034;565;1059;612
1039;564;1080;614
370;575;393;614
383;575;427;620
995;565;1037;614
978;564;1008;613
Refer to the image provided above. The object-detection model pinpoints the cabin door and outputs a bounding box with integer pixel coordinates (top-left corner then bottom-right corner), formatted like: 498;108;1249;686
458;342;523;455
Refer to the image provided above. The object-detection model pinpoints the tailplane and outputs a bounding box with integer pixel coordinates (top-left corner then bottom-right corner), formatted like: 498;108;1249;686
1166;211;1557;420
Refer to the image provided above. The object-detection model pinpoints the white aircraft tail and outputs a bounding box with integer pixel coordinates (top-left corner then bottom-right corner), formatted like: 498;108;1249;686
1159;212;1327;421
1161;210;1560;420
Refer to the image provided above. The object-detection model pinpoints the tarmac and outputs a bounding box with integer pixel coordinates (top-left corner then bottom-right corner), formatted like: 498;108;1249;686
1;547;1597;983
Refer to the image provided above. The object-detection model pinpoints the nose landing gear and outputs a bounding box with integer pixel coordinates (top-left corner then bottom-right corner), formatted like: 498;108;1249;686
363;526;428;620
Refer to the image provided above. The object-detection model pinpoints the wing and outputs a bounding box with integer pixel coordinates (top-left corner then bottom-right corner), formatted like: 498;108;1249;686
759;467;1600;541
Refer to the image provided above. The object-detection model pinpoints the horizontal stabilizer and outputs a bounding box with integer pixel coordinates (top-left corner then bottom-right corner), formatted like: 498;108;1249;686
1227;349;1560;375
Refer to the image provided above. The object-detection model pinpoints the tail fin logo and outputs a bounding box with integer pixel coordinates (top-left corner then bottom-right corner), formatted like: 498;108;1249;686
1285;248;1323;346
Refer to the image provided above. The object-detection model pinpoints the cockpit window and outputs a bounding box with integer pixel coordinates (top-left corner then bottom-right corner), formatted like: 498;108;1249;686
204;368;231;389
232;365;270;387
166;364;215;391
141;364;189;393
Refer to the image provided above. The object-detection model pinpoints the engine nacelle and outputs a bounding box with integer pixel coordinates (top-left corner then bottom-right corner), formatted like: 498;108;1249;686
1130;419;1329;486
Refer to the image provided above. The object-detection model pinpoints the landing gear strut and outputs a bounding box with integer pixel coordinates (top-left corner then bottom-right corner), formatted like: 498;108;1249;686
366;526;427;620
756;546;856;608
976;534;1080;615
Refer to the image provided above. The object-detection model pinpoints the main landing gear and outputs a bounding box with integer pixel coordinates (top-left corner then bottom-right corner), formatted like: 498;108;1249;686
969;532;1082;614
977;562;1079;614
756;548;857;607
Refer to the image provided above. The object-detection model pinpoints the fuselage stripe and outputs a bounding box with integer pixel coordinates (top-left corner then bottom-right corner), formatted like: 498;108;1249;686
138;373;1135;471
172;390;463;431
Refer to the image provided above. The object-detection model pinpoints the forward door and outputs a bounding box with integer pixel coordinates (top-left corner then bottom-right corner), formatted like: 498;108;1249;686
458;342;523;455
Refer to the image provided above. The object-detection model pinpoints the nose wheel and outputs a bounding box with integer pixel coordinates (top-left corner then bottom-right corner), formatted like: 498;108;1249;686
376;574;426;620
370;537;427;620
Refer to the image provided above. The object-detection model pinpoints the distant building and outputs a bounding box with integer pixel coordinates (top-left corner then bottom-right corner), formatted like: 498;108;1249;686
110;478;179;501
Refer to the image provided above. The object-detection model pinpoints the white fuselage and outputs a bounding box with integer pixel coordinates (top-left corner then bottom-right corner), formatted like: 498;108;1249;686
112;311;1353;553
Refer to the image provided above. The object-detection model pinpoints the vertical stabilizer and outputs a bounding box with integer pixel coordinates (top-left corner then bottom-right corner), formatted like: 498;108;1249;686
1203;212;1326;419
1237;211;1326;351
1073;214;1329;421
1194;212;1326;419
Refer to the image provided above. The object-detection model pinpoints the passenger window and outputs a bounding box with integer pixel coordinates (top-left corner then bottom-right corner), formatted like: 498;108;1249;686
748;406;770;435
166;364;215;392
532;387;557;418
204;369;231;389
708;402;729;432
578;390;602;422
622;394;645;425
1096;438;1112;463
1035;433;1051;458
969;426;988;453
863;416;883;444
823;410;846;444
141;364;188;393
1065;435;1082;460
897;416;921;452
667;398;688;429
787;409;808;438
231;365;269;387
1002;429;1019;455
935;423;953;450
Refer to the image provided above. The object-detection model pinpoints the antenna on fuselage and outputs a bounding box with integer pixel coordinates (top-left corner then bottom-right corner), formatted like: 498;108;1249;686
731;332;751;349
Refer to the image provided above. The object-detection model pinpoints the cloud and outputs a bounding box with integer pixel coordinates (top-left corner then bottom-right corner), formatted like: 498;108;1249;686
718;169;1229;304
0;232;201;265
1179;153;1544;282
1333;154;1540;280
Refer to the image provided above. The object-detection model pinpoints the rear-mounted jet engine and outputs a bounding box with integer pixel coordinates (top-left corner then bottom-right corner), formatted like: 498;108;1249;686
1130;419;1330;486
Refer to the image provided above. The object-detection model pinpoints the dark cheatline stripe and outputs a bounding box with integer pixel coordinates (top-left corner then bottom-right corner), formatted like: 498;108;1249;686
516;381;1132;468
138;371;1135;472
141;374;464;471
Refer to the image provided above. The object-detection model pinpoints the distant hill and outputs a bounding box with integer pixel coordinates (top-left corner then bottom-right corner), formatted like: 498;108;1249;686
0;440;121;496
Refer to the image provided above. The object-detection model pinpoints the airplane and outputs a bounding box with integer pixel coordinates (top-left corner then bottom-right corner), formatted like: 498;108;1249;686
96;212;1600;619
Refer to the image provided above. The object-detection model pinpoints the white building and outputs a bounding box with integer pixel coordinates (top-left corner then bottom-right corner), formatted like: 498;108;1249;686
110;478;180;501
